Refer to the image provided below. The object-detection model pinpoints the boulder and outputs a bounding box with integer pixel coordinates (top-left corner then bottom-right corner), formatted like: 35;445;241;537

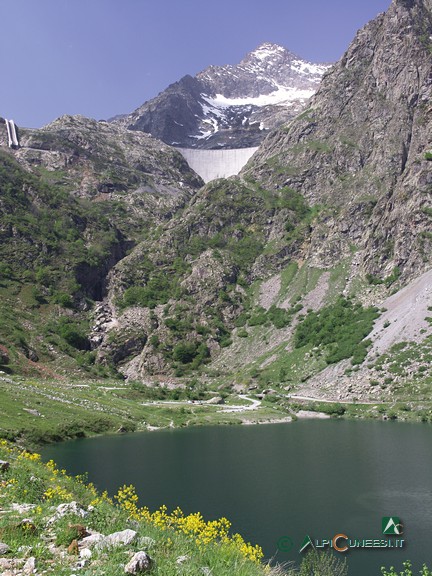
23;557;36;575
97;529;137;549
176;555;189;564
47;501;87;524
124;551;153;574
11;503;36;513
79;548;92;560
79;532;104;548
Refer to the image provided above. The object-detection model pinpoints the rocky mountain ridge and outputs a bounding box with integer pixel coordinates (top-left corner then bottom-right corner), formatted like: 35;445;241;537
116;43;330;149
12;114;202;202
244;0;432;283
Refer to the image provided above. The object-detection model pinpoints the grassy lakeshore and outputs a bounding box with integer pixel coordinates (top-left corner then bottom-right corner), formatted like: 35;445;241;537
1;373;432;449
2;375;432;576
0;375;293;447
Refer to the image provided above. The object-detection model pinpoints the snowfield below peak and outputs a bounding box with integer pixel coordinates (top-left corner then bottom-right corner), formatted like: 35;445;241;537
202;86;316;109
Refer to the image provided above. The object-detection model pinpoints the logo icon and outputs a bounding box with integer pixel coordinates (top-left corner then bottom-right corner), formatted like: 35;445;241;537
299;535;314;553
382;517;403;535
277;536;294;552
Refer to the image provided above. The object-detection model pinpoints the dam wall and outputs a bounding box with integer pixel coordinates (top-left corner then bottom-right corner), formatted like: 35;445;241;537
177;147;259;183
1;118;19;148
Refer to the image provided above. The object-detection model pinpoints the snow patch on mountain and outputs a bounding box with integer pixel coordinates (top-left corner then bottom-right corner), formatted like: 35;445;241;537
291;59;329;78
202;86;315;109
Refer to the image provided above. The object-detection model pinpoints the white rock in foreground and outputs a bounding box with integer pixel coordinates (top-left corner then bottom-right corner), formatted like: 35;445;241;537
124;551;153;574
97;529;137;549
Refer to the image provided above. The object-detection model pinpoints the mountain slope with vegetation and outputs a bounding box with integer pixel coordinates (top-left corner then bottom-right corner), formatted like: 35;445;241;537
0;115;202;378
1;0;432;420
96;0;432;390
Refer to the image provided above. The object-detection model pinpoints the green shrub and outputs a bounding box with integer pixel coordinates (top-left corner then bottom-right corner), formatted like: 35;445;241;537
35;266;53;287
165;317;193;333
385;266;401;287
75;351;96;367
196;324;210;336
248;308;267;326
0;262;13;281
294;297;379;365
234;313;249;327
53;318;89;350
173;342;199;364
366;273;384;285
172;341;209;366
299;550;348;576
267;305;292;329
381;560;432;575
149;334;160;348
52;291;74;308
122;274;176;309
314;402;346;416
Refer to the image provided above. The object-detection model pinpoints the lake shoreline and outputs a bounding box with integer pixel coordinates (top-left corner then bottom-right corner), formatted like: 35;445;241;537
3;373;431;450
26;399;432;451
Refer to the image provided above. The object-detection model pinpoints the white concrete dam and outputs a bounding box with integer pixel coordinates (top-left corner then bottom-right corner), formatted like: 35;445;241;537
178;147;259;183
4;119;19;148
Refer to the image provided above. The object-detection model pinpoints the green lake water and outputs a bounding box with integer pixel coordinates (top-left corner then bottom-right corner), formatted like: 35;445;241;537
42;419;432;575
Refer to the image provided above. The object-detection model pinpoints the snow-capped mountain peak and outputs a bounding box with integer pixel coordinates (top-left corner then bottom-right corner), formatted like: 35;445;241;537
249;42;287;57
119;43;332;149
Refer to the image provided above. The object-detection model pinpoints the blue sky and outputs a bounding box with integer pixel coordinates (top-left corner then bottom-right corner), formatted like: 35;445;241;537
0;0;391;128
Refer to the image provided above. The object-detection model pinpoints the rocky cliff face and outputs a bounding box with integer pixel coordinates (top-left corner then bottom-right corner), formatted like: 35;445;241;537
117;43;330;149
94;178;311;378
245;0;432;281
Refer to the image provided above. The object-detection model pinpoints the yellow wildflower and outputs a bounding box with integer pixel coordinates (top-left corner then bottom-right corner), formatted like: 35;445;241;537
43;485;73;501
18;451;41;462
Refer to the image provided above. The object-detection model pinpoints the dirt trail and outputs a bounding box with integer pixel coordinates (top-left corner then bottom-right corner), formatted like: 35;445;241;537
222;395;261;413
